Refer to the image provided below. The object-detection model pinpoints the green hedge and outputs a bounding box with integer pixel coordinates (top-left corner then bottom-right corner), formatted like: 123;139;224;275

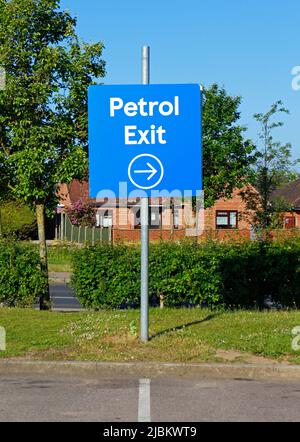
0;241;46;307
0;201;36;239
71;240;300;309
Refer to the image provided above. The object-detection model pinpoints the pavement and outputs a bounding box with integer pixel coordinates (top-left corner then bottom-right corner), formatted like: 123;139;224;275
49;272;84;312
1;370;300;422
0;360;300;421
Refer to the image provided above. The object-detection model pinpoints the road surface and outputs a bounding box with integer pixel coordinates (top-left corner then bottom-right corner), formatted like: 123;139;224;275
0;374;300;422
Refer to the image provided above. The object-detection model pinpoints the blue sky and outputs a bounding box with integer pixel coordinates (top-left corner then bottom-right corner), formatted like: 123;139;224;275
61;0;300;165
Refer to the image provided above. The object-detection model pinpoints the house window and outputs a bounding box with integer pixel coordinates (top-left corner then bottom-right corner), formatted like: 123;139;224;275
132;206;161;229
284;216;295;229
216;210;238;229
149;206;161;229
96;210;113;228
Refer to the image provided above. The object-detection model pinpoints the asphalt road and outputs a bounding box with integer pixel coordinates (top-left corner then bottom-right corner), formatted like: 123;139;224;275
50;283;83;311
1;374;300;422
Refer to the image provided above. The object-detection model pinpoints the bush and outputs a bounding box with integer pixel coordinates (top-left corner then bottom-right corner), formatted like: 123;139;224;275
67;200;96;227
149;242;221;307
72;244;140;309
0;241;46;307
71;239;300;310
0;200;36;239
72;242;220;309
218;240;300;308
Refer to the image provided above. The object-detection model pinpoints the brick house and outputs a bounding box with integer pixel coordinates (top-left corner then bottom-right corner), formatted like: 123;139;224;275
56;177;300;242
58;180;255;241
271;177;300;229
202;187;253;240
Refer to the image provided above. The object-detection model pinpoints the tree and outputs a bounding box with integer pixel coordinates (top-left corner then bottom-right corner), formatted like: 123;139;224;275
202;84;255;208
240;101;299;233
0;0;105;308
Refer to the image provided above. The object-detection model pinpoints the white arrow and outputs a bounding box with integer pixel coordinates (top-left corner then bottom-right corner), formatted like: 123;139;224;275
134;162;158;181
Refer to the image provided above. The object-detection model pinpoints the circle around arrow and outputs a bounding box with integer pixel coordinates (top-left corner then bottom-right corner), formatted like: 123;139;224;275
128;153;164;190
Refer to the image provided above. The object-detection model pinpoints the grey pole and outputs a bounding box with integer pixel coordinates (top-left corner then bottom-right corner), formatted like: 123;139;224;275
140;46;150;342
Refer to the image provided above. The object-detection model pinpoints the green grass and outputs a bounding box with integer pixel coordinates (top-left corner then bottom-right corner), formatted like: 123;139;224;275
1;308;300;363
47;245;75;272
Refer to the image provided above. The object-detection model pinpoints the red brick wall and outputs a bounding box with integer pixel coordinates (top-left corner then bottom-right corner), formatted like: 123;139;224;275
112;229;186;243
68;180;90;204
199;229;250;241
203;187;252;233
57;181;90;207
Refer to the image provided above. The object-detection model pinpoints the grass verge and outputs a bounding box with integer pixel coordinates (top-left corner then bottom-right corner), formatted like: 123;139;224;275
47;244;75;272
1;308;300;364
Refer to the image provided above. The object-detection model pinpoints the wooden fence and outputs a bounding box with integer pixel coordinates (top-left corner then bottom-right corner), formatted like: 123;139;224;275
57;213;111;244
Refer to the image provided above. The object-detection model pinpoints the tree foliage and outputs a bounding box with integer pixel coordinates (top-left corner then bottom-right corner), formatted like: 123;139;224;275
241;101;299;232
0;0;106;308
202;84;255;208
0;200;36;238
0;0;106;209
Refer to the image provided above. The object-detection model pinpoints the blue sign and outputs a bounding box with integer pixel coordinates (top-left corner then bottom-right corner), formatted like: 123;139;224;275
88;84;202;198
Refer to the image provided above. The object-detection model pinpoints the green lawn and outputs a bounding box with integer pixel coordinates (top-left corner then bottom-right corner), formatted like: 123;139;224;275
1;308;300;364
47;244;75;272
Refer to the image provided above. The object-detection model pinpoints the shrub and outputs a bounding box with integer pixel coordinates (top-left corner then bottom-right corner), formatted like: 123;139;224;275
72;239;300;310
0;241;46;307
71;241;223;309
72;244;140;309
218;241;300;308
0;200;36;239
67;200;96;227
264;240;300;307
149;242;221;307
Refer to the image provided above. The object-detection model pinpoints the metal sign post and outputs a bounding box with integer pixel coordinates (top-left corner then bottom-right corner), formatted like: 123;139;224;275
140;46;150;342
